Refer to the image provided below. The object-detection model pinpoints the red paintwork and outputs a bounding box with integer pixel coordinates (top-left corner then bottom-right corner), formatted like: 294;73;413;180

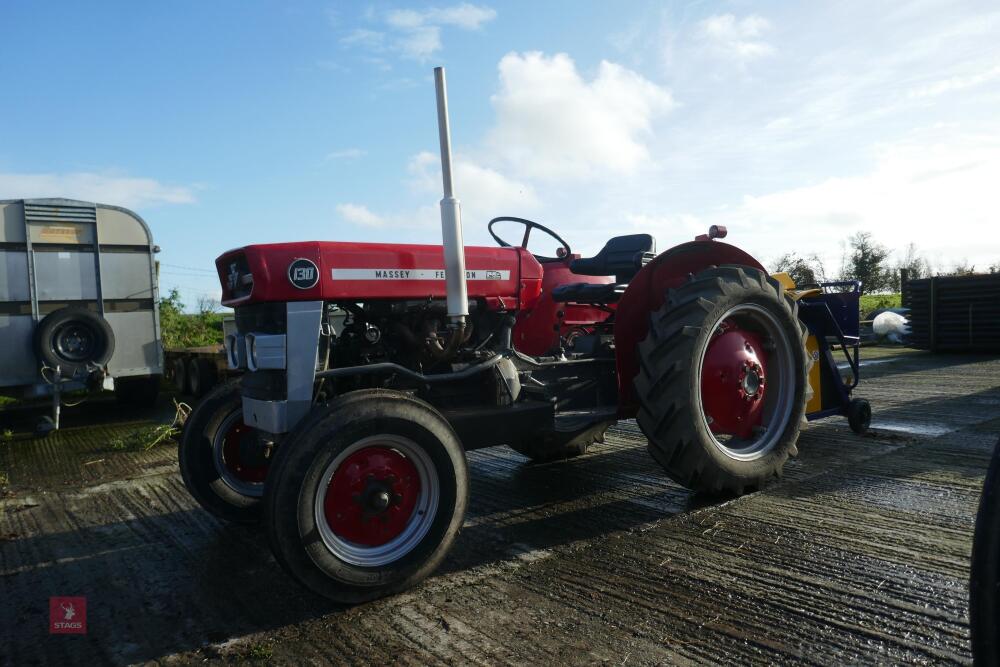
323;446;420;547
219;237;769;413
700;322;767;439
221;419;269;483
614;241;766;416
513;256;614;355
217;241;543;311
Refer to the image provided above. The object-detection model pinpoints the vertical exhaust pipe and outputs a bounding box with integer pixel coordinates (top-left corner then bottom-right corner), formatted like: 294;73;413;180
434;66;468;326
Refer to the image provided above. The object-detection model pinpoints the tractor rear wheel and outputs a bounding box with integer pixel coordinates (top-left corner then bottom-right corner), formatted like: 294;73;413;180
178;381;269;523
264;389;468;604
634;265;809;495
508;421;611;462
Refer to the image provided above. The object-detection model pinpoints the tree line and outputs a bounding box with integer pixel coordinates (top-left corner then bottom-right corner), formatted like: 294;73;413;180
772;232;999;294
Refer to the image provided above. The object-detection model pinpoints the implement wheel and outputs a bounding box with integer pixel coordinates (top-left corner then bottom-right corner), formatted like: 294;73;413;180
264;390;468;604
634;265;809;495
178;382;270;523
848;398;871;434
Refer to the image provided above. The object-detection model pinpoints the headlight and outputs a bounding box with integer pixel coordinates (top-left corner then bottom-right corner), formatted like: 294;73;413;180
244;333;286;371
225;334;245;369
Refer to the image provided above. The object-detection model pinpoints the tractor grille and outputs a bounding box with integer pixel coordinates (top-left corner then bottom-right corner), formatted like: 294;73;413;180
234;302;286;335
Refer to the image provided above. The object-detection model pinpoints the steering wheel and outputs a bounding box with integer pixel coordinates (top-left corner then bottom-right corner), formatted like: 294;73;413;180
488;217;571;262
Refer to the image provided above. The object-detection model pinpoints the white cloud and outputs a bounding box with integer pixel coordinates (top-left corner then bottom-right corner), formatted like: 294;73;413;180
0;171;196;208
385;9;425;30
396;25;442;60
335;151;536;239
909;63;1000;98
336;203;384;227
387;4;496;30
486;52;674;180
425;4;497;29
325;148;366;160
408;150;537;212
345;3;496;62
340;28;385;50
625;212;704;239
733;133;1000;271
699;14;775;62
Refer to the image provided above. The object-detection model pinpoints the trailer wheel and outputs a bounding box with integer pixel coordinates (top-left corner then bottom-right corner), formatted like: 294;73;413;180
509;421;611;462
33;307;115;376
634;265;809;495
172;357;188;394
848;398;871;434
188;357;217;398
264;389;468;604
178;382;267;523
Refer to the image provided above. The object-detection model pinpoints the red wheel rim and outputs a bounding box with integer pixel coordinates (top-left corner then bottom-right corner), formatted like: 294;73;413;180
323;446;421;547
220;417;270;484
701;320;769;440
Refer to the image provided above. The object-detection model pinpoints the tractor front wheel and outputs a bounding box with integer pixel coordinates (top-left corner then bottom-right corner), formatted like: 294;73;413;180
634;265;809;495
264;390;468;604
178;382;269;523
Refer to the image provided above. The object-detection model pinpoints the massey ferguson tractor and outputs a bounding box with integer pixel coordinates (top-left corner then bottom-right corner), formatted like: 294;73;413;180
179;68;870;603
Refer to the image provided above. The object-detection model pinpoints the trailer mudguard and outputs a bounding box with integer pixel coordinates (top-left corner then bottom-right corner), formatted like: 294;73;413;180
613;240;766;416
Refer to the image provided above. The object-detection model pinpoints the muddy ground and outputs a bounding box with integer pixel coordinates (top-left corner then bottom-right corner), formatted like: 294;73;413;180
1;348;996;665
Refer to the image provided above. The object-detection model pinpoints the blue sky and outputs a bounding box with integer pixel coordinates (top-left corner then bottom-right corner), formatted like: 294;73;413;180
2;1;998;307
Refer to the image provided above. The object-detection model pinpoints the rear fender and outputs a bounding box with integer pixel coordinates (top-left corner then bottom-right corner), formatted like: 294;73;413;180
613;240;766;416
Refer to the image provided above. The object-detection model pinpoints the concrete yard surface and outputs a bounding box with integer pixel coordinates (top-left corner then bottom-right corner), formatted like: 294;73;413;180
1;349;997;665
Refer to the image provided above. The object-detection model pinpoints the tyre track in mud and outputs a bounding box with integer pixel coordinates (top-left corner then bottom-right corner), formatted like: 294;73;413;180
0;351;997;664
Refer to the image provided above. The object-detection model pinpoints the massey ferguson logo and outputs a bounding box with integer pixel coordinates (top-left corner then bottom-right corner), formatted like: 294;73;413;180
288;258;320;289
227;262;240;291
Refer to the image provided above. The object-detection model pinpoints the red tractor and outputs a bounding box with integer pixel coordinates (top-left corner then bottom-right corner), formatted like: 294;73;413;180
179;68;868;603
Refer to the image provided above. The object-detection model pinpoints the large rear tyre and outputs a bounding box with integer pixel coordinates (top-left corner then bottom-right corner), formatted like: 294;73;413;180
634;265;809;495
508;421;611;462
178;382;269;523
264;389;468;604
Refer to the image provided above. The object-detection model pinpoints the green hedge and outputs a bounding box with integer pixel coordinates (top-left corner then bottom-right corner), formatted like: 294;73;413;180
859;293;901;318
159;289;225;349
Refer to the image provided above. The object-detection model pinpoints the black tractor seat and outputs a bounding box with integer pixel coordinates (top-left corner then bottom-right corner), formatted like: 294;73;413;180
552;234;656;304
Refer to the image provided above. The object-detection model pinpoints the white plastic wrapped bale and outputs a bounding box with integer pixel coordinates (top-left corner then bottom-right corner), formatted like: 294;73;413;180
873;311;911;343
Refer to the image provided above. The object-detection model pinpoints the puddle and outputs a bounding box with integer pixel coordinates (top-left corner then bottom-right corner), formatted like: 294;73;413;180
838;357;901;370
872;420;956;437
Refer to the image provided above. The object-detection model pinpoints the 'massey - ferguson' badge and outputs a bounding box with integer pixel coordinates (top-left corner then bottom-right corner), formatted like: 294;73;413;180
288;258;320;289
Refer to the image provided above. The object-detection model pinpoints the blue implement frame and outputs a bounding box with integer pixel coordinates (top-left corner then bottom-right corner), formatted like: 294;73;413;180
796;281;863;421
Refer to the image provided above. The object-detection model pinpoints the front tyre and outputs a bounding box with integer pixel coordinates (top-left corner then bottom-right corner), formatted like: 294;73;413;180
634;265;809;495
264;390;468;604
178;382;269;523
